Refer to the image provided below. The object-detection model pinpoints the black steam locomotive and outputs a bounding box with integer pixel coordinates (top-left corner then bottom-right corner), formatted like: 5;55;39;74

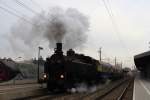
44;43;123;91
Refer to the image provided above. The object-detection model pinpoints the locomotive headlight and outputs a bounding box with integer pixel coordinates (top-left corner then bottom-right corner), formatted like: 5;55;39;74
43;73;47;79
44;74;47;78
60;74;64;79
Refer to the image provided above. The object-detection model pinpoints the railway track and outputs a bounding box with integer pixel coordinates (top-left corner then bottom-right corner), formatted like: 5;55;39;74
16;78;134;100
0;79;37;86
94;77;134;100
0;84;46;100
118;78;134;100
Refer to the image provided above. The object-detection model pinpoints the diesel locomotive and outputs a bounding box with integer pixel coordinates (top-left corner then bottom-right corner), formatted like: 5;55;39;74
44;43;123;91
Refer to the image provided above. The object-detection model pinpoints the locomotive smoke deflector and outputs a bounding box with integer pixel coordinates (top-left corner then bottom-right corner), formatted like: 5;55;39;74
54;43;63;55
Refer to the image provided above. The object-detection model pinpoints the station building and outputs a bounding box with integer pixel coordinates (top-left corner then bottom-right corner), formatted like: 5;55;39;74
134;51;150;78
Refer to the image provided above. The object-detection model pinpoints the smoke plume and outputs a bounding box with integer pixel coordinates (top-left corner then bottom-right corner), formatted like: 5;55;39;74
8;7;89;57
33;7;89;49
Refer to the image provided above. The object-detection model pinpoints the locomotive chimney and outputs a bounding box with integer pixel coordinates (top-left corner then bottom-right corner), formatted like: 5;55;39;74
54;43;63;55
56;43;62;51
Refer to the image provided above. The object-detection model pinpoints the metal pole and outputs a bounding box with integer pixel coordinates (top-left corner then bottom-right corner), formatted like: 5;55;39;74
121;62;123;69
99;47;102;62
115;57;117;67
37;47;43;83
37;47;40;83
98;47;102;71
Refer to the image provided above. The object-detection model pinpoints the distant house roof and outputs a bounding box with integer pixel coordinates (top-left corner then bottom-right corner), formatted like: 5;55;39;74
0;59;18;70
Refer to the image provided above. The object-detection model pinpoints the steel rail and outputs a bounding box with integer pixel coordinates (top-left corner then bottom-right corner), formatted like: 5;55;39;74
92;78;131;100
117;78;134;100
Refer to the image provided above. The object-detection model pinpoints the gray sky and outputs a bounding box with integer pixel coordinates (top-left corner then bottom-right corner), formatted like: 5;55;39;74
0;0;150;68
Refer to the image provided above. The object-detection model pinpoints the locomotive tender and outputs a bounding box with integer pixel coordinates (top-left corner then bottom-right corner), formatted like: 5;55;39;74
44;43;123;91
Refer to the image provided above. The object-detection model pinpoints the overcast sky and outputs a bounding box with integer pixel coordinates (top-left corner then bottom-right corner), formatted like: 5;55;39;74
0;0;150;68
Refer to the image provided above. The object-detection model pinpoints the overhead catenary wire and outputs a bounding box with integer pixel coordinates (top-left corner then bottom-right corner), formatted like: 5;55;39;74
14;0;39;15
105;0;114;18
30;0;44;11
101;0;134;68
13;0;51;23
0;6;36;26
0;0;51;28
101;0;129;51
0;1;30;20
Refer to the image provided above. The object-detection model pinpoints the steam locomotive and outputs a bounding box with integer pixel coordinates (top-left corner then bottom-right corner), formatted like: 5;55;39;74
44;43;123;91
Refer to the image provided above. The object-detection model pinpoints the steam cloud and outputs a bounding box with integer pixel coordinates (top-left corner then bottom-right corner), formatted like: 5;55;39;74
8;7;89;57
33;7;89;49
69;83;98;93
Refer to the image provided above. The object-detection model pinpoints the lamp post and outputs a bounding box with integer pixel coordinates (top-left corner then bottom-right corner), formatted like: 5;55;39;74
37;46;43;83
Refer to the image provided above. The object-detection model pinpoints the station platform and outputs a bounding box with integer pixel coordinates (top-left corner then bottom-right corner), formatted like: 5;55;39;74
133;75;150;100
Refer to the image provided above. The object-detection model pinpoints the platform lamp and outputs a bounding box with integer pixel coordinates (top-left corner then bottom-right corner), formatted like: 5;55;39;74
37;46;43;83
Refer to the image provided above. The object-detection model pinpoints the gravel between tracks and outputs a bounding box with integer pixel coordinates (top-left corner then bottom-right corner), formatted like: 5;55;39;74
28;78;132;100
